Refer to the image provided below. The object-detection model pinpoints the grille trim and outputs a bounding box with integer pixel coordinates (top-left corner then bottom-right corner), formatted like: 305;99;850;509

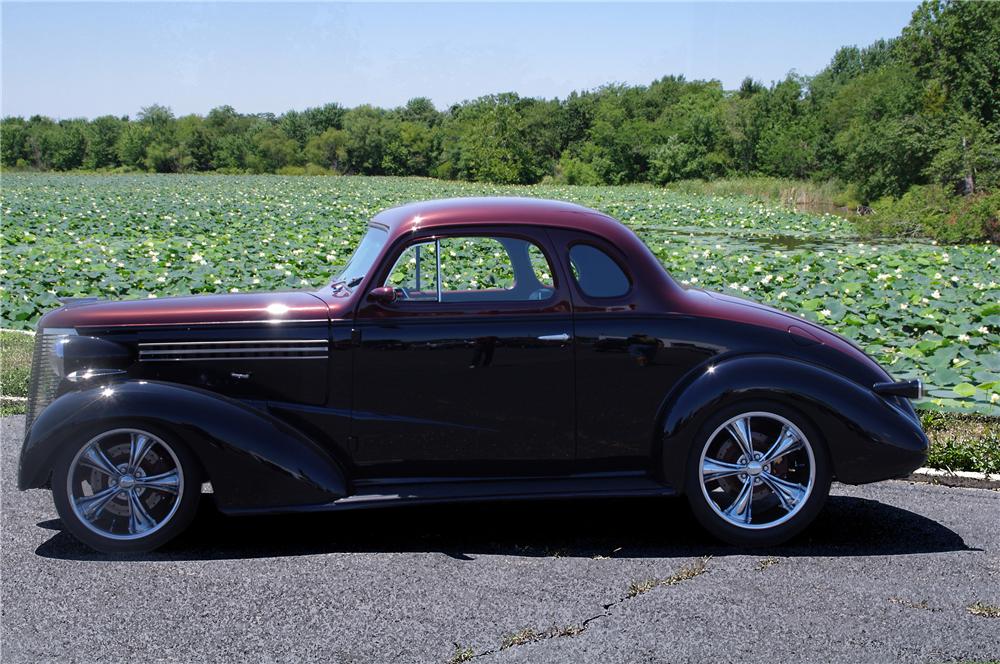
25;328;77;426
138;339;329;362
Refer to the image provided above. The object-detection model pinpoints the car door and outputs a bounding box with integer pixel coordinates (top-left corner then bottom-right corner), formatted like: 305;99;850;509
548;229;717;474
351;227;576;478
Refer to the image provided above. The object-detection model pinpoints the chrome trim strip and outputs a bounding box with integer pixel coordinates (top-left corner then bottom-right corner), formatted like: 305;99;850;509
139;347;328;356
139;356;328;362
138;339;327;347
66;368;128;382
77;318;331;329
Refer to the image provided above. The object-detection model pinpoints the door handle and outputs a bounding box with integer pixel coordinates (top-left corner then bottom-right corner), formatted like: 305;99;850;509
538;333;571;342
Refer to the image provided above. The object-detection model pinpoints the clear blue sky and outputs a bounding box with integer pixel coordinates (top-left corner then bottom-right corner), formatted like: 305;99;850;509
1;1;920;120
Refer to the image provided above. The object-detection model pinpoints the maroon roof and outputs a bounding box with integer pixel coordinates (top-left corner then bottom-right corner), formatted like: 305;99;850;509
371;197;626;242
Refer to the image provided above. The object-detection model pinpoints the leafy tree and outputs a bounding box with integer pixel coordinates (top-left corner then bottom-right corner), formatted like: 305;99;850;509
116;123;151;169
343;105;390;174
902;0;1000;123
0;118;30;167
84;116;124;169
304;127;348;171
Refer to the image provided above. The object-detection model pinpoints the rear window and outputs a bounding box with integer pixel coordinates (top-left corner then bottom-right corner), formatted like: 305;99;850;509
569;244;630;298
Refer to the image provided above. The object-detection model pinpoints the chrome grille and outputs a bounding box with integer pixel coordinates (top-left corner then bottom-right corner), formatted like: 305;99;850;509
138;339;329;362
25;328;74;426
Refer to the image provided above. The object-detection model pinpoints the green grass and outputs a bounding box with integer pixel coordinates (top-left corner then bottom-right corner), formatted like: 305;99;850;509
0;330;32;416
665;176;857;209
627;556;710;598
1;173;998;413
923;412;1000;475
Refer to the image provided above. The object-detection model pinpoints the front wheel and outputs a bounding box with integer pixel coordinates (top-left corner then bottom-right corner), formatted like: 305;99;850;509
51;426;201;553
685;401;831;546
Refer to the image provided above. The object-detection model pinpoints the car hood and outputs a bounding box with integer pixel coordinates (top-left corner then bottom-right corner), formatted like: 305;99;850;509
38;290;333;330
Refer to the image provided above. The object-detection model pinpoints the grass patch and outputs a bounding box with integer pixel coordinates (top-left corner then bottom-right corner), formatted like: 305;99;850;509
889;597;932;610
922;412;1000;475
755;557;779;572
967;602;1000;619
0;330;33;416
500;628;540;650
447;644;475;663
665;177;855;209
498;624;585;652
627;556;710;598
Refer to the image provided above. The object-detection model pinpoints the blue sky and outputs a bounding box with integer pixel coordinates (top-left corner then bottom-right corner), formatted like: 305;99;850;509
1;2;919;119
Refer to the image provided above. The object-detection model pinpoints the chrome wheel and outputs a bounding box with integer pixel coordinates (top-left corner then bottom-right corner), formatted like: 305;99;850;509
66;428;184;541
699;411;816;530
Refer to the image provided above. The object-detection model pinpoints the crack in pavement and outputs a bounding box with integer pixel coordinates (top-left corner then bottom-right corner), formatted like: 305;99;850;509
455;556;712;662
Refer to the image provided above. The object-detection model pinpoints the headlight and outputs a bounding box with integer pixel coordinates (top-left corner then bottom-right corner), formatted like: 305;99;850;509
49;334;74;377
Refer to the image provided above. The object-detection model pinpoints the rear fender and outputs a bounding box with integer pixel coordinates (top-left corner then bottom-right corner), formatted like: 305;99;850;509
658;355;928;492
18;380;347;510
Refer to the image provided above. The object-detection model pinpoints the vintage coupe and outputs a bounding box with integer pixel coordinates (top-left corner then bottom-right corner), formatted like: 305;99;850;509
18;197;927;552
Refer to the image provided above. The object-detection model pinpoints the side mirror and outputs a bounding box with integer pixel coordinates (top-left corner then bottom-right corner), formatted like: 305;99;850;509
366;286;397;304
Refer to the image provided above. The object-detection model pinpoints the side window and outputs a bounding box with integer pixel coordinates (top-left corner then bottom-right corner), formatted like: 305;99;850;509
569;244;630;298
383;236;556;303
439;237;515;292
385;241;438;301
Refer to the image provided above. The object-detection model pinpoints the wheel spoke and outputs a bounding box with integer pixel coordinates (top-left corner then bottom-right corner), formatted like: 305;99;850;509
78;444;121;478
723;479;754;524
760;472;807;512
703;458;745;482
128;433;154;472
762;425;802;464
725;417;755;459
135;470;180;494
126;491;157;535
75;486;121;521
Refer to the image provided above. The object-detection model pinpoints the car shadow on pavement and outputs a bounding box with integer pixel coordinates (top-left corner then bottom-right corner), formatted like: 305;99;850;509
33;493;975;562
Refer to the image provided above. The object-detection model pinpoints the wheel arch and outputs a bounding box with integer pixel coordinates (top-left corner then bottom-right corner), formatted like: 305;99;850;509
19;380;348;511
656;354;928;493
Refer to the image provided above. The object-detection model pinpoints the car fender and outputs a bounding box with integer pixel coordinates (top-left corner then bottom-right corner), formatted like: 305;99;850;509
18;380;347;511
657;355;928;492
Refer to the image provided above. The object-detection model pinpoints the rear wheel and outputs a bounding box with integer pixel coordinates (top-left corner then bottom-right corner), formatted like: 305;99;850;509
51;426;201;553
685;401;831;546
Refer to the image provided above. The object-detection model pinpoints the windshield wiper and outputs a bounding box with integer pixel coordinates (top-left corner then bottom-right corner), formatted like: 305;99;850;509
346;275;365;288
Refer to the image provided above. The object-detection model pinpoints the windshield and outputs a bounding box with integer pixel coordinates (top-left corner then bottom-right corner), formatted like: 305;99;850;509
334;226;388;287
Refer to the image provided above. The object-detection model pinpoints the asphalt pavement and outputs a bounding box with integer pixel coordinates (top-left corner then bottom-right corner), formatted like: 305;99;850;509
2;414;998;663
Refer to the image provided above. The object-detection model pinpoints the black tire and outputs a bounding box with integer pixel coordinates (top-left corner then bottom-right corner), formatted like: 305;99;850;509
684;399;832;547
51;423;202;554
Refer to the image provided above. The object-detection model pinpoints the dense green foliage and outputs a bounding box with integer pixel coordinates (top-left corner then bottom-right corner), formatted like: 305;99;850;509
922;411;1000;474
2;174;998;413
2;0;997;214
859;186;1000;242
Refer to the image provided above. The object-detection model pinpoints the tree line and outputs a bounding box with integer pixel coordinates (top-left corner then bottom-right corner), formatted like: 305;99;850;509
2;0;997;203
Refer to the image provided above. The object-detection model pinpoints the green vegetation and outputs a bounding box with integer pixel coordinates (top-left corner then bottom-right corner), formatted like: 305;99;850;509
665;177;857;210
627;557;710;598
922;412;1000;475
446;644;475;663
3;1;998;240
2;173;998;413
967;602;1000;619
0;331;32;416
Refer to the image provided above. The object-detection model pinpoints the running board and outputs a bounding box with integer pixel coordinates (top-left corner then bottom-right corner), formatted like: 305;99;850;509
334;473;675;509
220;473;675;516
